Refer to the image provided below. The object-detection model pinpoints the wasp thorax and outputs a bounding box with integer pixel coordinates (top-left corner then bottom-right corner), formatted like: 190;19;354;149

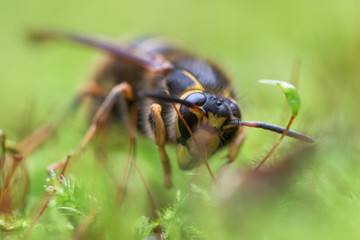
176;92;241;170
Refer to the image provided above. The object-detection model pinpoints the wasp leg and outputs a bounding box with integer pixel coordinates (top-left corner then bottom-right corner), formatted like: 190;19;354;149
227;127;246;163
80;82;133;148
150;104;172;189
48;82;134;174
115;104;138;206
19;82;105;158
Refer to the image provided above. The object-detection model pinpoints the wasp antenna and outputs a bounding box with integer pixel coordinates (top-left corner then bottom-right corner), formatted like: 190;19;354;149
141;91;192;106
29;30;63;42
141;91;204;115
225;120;314;143
141;91;206;117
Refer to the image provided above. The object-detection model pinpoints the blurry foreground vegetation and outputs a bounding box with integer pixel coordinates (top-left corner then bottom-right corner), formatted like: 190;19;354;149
0;0;359;239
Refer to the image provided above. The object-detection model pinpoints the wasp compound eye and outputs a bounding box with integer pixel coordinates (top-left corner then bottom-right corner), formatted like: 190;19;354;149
229;102;241;118
185;92;206;106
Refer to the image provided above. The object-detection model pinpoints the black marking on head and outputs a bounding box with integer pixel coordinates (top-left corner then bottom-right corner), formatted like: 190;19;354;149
202;93;228;117
200;93;241;118
176;59;231;94
176;91;242;145
166;69;197;96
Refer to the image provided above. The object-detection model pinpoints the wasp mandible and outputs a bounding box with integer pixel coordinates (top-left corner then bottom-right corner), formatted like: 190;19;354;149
30;31;314;188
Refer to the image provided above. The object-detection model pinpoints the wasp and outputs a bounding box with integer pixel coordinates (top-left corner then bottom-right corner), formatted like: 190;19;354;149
30;31;313;188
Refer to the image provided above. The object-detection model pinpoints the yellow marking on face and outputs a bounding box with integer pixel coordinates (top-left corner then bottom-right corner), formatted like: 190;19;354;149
222;124;238;130
177;144;195;169
206;112;227;128
176;127;220;170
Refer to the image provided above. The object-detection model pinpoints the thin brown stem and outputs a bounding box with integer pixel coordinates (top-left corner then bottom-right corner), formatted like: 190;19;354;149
115;153;133;206
0;130;6;169
0;154;22;207
132;161;162;239
170;101;216;184
253;115;296;173
18;125;55;158
24;190;56;239
25;155;71;239
73;208;98;240
133;162;158;220
115;105;138;206
59;155;71;181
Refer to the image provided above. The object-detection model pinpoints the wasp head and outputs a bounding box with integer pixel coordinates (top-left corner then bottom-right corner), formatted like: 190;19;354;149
176;91;241;170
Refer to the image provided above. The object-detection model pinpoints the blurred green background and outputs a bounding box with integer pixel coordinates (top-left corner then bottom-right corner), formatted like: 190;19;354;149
0;0;359;239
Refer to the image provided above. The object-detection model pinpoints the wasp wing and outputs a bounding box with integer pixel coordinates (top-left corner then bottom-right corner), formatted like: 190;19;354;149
30;31;173;72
